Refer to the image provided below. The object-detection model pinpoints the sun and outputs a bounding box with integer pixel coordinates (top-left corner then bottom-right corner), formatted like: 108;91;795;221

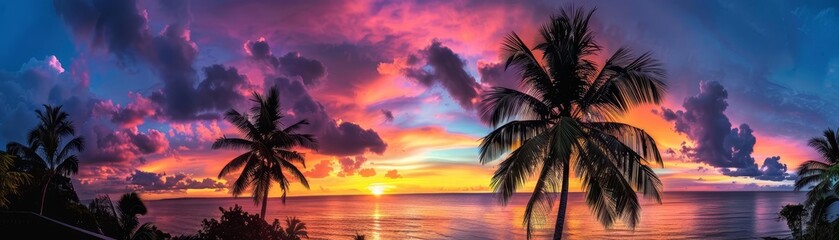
368;185;387;196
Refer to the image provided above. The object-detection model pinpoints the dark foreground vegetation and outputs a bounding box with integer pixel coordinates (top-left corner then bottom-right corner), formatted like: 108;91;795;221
771;128;839;239
0;100;364;239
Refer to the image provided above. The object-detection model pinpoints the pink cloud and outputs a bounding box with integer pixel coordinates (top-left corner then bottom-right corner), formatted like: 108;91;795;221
337;156;368;177
303;160;333;178
385;169;402;179
358;168;376;177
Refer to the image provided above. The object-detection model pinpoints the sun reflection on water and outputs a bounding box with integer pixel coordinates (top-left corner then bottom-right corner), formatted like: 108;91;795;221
372;198;381;240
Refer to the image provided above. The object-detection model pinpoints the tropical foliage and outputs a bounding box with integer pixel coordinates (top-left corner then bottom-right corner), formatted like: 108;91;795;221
196;205;283;240
778;204;806;239
6;104;84;215
213;87;318;219
0;153;30;208
795;128;839;206
478;6;665;239
786;128;839;239
281;217;309;240
88;192;169;240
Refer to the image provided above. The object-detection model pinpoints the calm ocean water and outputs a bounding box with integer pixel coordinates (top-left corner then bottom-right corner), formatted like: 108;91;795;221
139;192;805;239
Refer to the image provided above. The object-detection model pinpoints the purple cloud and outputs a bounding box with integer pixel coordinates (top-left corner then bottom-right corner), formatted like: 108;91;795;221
660;81;791;181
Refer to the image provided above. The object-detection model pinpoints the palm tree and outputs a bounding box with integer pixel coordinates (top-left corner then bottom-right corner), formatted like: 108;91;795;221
478;7;666;239
778;204;806;239
0;152;31;208
7;104;84;215
795;128;839;207
353;233;365;240
794;128;839;237
88;192;164;239
280;217;309;240
213;87;318;219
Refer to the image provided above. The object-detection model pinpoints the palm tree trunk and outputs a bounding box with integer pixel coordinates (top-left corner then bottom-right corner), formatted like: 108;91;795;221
553;160;570;240
261;186;269;220
39;173;54;215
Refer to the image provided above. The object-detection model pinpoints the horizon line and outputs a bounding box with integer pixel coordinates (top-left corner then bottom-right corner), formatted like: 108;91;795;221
128;190;804;202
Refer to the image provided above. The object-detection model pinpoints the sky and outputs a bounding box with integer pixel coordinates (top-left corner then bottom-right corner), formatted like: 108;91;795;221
1;0;837;200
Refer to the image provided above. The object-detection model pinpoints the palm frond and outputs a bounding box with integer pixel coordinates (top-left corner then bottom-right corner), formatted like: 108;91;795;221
575;137;642;229
808;130;839;163
223;110;261;141
501;32;556;103
490;129;552;205
580;50;667;117
584;122;663;167
56;155;79;176
479;87;552;128
279;159;310;189
275;149;306;167
585;126;662;202
521;147;561;239
219;152;254;178
212;137;254;150
56;137;84;162
479;120;550;164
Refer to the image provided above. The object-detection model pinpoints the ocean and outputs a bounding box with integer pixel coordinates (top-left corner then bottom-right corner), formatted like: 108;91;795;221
139;192;805;239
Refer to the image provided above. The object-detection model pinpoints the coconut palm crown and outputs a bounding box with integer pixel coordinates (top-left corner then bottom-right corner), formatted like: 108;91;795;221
213;87;318;219
479;7;666;240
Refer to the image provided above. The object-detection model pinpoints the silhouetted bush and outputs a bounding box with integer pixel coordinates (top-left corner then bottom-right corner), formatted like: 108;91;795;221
176;205;309;240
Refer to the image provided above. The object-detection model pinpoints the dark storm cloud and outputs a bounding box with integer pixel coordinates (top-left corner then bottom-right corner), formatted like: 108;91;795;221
156;0;191;24
277;52;327;86
128;129;169;154
253;40;388;157
296;43;386;103
381;109;394;122
244;40;327;86
478;62;520;91
194;64;250;112
147;23;202;121
660;81;791;181
128;170;225;193
55;0;151;61
404;40;480;109
56;0;249;122
93;92;159;128
83;127;170;164
246;40;274;61
320;122;388;156
754;156;792;181
0;56;97;148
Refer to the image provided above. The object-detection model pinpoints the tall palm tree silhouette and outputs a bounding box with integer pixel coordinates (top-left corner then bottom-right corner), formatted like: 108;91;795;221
7;105;84;215
478;6;666;240
213;87;318;219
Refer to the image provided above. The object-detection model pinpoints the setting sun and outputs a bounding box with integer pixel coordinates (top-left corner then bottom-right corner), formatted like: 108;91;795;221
368;184;390;196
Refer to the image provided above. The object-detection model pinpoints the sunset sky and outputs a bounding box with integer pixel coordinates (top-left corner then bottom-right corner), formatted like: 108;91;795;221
1;0;837;200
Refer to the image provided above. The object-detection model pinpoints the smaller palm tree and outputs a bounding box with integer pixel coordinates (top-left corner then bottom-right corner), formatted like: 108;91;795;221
353;233;366;240
0;152;31;208
7;104;84;215
88;192;163;240
280;217;309;240
213;87;318;220
778;204;806;239
795;128;839;207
